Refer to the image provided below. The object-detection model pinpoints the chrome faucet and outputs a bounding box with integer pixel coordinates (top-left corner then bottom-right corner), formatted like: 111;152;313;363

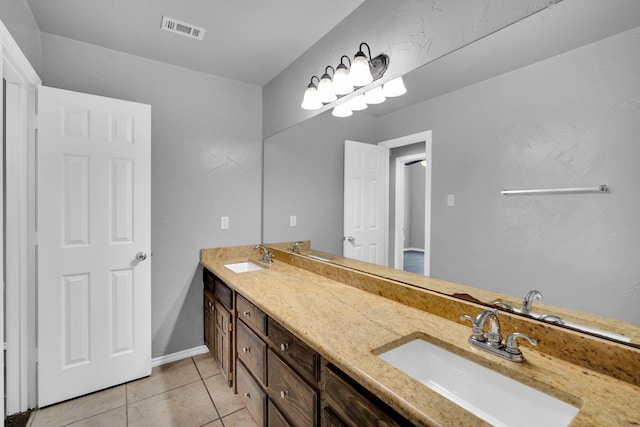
289;241;307;253
253;244;273;264
521;290;543;314
461;309;537;362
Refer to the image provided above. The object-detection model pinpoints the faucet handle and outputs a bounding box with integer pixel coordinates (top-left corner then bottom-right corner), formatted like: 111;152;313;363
505;332;538;355
460;314;486;342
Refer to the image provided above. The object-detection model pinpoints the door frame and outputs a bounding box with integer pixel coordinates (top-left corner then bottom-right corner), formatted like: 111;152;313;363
1;18;42;414
379;131;432;275
394;153;427;271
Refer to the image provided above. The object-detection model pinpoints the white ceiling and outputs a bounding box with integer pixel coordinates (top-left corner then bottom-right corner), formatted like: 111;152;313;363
25;0;365;86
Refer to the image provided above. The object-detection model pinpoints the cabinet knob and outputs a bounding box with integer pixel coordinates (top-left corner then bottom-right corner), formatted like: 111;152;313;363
243;311;250;317
244;392;251;398
242;347;250;353
280;343;289;352
280;390;288;399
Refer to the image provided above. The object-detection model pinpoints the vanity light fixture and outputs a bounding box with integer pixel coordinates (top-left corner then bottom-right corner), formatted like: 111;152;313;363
331;102;353;118
382;76;407;97
300;42;390;111
301;76;323;110
363;85;386;105
345;94;368;111
317;66;337;103
332;56;354;96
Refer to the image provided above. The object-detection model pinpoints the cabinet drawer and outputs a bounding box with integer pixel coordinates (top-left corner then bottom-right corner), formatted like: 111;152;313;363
238;294;267;335
268;399;292;427
268;318;319;382
203;268;215;292
268;349;317;427
237;319;267;385
214;278;233;310
237;361;266;427
323;367;400;427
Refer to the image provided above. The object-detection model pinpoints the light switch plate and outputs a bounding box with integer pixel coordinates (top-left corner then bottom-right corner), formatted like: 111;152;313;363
290;215;297;227
221;216;229;230
447;194;455;207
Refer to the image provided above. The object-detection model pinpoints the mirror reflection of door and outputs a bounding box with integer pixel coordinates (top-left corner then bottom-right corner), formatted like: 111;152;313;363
402;159;427;274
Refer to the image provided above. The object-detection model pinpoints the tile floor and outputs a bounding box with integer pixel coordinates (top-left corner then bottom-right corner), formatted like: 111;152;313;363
27;352;258;427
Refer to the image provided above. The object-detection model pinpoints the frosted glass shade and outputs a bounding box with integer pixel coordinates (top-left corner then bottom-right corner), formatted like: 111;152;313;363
332;65;354;96
317;74;337;103
382;76;407;97
301;86;322;110
345;94;368;111
332;103;353;117
349;53;373;87
364;86;386;104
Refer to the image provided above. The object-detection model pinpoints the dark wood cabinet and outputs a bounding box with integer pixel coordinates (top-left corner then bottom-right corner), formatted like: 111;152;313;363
320;364;408;427
214;299;233;386
267;349;317;427
203;268;234;387
202;268;405;427
203;289;215;354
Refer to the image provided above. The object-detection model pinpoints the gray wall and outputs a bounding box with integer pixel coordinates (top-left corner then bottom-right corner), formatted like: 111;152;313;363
406;163;426;249
376;27;640;323
262;0;556;139
0;0;41;74
263;111;376;255
39;33;263;357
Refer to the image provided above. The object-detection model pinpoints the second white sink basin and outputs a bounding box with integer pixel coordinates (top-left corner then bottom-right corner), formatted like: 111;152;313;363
224;261;265;273
378;338;579;427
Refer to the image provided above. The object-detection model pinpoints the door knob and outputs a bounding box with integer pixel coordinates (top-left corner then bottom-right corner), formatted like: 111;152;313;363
347;236;355;243
136;251;148;261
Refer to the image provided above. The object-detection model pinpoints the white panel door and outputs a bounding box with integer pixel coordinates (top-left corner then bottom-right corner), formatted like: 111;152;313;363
37;86;151;407
343;140;388;265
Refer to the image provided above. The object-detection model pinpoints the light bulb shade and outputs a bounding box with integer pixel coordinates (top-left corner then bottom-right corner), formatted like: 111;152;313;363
301;85;322;110
345;94;368;111
332;65;354;96
317;73;337;103
349;52;373;87
364;86;386;105
332;103;352;118
382;76;407;97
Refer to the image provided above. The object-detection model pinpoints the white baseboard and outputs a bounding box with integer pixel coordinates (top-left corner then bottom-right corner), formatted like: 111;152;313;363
151;345;209;367
403;247;425;253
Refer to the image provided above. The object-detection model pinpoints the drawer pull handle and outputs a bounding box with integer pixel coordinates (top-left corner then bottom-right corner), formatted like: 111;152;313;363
242;347;250;353
243;311;251;317
244;392;251;398
280;390;288;399
280;343;289;352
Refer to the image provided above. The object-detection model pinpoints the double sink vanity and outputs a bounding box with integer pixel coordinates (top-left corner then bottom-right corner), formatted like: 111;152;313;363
200;243;640;426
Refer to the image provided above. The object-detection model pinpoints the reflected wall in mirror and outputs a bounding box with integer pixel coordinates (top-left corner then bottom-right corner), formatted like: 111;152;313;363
263;0;640;341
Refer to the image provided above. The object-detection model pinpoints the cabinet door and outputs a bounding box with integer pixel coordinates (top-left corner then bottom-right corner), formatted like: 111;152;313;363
214;300;233;387
204;290;214;354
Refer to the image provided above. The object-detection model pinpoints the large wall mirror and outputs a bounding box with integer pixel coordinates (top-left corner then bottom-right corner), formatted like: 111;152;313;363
263;0;640;346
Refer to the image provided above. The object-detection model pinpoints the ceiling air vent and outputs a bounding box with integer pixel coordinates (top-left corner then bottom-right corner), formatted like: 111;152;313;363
161;16;206;40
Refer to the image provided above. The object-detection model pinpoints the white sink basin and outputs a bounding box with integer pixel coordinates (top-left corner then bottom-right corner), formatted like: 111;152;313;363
378;339;579;427
224;261;265;273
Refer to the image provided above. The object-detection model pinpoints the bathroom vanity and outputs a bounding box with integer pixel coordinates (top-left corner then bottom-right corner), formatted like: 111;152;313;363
200;244;640;426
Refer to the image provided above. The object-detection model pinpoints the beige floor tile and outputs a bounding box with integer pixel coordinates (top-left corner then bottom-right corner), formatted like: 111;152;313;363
127;358;201;403
30;385;125;427
203;374;245;418
202;421;224;427
221;408;259;427
193;352;220;379
66;407;127;427
128;381;219;427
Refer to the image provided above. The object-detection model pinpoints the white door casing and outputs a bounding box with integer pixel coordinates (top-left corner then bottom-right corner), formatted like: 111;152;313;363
343;140;389;265
379;131;432;276
37;86;151;406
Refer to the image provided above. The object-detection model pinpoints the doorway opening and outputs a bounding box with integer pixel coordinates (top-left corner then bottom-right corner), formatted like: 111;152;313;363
379;131;432;276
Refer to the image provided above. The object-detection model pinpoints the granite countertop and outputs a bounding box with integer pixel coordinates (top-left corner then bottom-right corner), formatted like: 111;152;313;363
201;246;640;426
